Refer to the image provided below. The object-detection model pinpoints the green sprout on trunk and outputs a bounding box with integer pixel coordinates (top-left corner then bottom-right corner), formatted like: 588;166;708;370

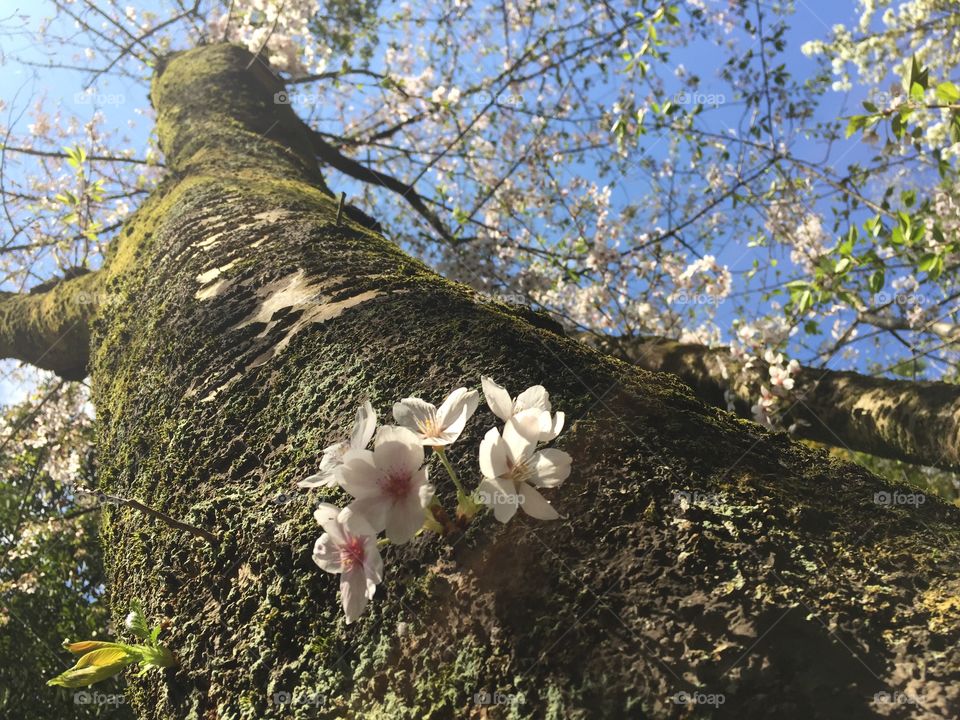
47;600;175;688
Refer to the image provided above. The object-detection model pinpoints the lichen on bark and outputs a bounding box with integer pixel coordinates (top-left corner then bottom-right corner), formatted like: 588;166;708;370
83;44;960;720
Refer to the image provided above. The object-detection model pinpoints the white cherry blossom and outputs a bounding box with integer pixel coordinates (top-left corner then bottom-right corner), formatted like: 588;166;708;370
477;409;571;523
480;376;564;441
338;426;434;544
393;387;479;446
312;503;383;624
298;401;376;488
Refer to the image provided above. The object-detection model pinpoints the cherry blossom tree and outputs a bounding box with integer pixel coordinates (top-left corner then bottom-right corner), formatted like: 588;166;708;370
0;1;958;717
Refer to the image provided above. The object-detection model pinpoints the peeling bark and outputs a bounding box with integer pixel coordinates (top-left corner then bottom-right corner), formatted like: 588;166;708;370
7;43;953;720
593;334;960;472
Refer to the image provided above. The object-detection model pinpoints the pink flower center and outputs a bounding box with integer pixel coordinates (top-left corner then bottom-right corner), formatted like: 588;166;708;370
340;535;366;572
381;468;413;500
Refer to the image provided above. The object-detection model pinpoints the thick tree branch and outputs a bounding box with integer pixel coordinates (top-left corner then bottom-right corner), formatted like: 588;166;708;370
0;269;103;379
592;334;960;471
859;310;960;344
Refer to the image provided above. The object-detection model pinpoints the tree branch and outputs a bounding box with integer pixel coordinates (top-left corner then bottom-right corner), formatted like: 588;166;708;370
0;268;103;379
591;334;960;471
859;310;960;344
309;131;462;244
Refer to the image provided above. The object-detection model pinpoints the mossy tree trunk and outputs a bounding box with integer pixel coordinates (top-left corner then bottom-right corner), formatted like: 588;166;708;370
41;44;960;718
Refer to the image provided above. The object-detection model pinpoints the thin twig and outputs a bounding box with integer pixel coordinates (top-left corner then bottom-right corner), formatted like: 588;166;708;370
75;485;218;545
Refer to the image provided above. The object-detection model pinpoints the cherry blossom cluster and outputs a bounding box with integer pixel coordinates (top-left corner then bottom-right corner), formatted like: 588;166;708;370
749;350;801;429
299;378;572;623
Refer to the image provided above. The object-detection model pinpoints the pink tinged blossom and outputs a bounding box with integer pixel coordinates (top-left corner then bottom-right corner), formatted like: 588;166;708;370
480;376;564;441
338;426;434;544
299;401;377;488
477;409;571;523
393;387;479;446
312;503;383;624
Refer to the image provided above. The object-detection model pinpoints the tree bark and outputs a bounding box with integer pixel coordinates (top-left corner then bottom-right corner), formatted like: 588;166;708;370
591;335;960;472
0;269;102;379
17;44;960;718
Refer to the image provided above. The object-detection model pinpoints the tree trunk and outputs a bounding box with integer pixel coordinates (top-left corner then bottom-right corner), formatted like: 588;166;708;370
56;44;960;719
591;335;960;472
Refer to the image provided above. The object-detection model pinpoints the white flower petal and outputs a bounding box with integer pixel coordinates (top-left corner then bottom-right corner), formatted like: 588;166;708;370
342;496;389;534
481;376;513;421
392;398;436;435
539;411;565;442
433;404;468;445
502;410;540;464
373;425;424;471
341;568;369;624
518;484;560;520
311;534;343;573
436;387;477;426
384;493;428;544
350;400;377;449
418;479;435;508
530;449;572;488
515;385;551;413
361;536;383;584
313;502;345;540
298;470;336;488
338;450;382;499
479;427;508;478
478;477;519;523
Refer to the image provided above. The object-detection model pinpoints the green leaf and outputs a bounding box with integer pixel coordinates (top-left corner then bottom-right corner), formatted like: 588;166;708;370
936;81;960;104
47;647;137;688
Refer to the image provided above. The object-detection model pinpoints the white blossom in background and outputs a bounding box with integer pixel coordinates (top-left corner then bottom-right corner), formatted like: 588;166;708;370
206;0;330;76
312;503;383;624
299;401;377;488
751;385;779;428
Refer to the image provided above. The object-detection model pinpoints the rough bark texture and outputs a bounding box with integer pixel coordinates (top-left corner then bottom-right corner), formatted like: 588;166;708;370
0;269;102;379
76;44;960;720
593;335;960;472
